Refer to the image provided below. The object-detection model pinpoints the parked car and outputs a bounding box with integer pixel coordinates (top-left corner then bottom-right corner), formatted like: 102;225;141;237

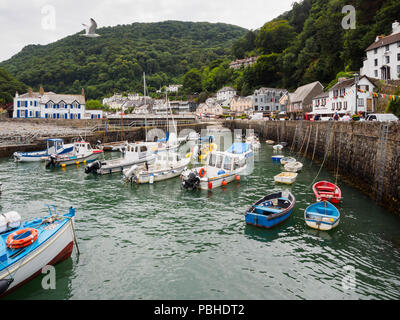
365;113;399;122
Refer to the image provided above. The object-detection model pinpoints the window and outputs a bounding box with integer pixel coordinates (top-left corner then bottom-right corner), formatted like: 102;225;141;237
397;65;400;75
223;156;232;171
374;70;378;77
358;98;364;106
398;53;400;61
216;155;223;168
386;56;390;64
374;48;378;54
209;153;217;167
385;45;390;51
374;59;378;66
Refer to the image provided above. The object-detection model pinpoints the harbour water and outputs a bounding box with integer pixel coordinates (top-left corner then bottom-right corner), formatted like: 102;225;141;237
1;136;400;300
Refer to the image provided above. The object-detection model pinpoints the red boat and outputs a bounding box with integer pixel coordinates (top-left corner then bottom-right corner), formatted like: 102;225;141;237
312;181;342;204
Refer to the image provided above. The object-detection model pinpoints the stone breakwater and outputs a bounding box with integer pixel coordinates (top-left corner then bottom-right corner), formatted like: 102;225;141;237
223;119;400;215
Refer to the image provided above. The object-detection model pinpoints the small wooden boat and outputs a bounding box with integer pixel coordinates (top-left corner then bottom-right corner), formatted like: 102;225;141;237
0;206;77;297
284;161;303;172
13;139;74;162
312;181;342;203
271;155;284;162
274;172;297;184
273;144;283;150
280;157;296;165
265;140;275;145
304;201;340;231
245;191;296;229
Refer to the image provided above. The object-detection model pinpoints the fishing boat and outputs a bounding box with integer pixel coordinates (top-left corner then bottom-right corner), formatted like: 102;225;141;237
181;145;249;190
284;161;303;172
304;201;340;231
312;181;342;203
226;142;253;159
101;141;128;152
272;155;284;162
85;142;156;175
45;141;103;168
245;191;296;229
274;172;298;184
265;140;275;145
273;144;283;151
123;152;190;184
13;139;74;162
280;157;296;165
0;206;78;297
198;143;218;163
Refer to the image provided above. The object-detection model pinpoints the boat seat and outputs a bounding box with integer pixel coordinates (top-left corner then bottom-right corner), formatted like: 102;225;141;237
317;186;335;192
253;206;282;214
316;207;335;215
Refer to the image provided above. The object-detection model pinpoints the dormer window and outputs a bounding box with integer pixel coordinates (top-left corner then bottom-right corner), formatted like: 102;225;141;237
385;44;390;51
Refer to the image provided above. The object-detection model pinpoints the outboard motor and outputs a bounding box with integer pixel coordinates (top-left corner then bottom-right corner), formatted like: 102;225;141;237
85;160;101;174
181;171;200;190
45;154;57;169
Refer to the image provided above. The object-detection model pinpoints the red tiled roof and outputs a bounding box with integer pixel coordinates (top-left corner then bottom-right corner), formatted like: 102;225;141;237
365;32;400;51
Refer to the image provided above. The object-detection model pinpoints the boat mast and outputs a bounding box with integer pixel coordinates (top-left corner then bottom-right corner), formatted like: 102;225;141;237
144;72;147;142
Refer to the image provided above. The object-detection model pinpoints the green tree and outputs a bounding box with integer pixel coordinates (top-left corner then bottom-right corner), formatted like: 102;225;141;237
255;20;297;55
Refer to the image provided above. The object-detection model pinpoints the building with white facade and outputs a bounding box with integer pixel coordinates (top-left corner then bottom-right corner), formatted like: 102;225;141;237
13;87;88;119
360;20;400;80
166;84;183;93
196;98;223;117
311;76;376;116
252;87;288;113
216;87;236;103
229;56;259;70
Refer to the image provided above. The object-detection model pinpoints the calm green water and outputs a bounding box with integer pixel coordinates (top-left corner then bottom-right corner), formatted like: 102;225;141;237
1;137;400;300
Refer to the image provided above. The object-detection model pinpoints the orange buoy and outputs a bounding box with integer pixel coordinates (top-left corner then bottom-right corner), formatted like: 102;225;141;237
222;180;227;186
208;181;213;189
235;175;240;181
199;168;206;178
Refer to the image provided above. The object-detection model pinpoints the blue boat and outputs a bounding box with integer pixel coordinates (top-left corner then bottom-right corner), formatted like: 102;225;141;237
0;206;77;297
245;191;296;229
304;201;340;231
13;138;74;162
272;155;284;162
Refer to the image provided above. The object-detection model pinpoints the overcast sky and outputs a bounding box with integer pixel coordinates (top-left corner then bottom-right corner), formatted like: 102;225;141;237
0;0;296;63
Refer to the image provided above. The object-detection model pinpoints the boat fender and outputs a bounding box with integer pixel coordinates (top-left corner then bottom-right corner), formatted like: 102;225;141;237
199;168;206;178
84;160;101;174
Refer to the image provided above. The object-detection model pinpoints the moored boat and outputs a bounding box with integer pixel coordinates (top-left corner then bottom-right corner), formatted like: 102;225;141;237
272;155;284;162
13;139;74;162
274;172;297;184
273;144;283;151
280;157;296;165
304;201;340;231
284;161;303;172
245;191;296;229
312;181;342;203
0;206;77;297
45;141;103;168
265;140;275;145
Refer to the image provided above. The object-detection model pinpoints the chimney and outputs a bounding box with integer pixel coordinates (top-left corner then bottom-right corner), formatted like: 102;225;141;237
28;87;33;97
81;88;85;96
39;86;44;95
392;20;400;34
15;91;19;98
338;77;347;83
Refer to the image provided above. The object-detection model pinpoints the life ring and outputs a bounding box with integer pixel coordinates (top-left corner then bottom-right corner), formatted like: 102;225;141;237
6;228;38;249
199;168;206;178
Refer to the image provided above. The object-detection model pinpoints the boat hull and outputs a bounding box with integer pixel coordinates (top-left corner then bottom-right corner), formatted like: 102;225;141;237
245;209;293;229
312;181;342;204
136;164;187;184
48;151;102;167
0;219;74;297
304;202;340;231
97;156;156;175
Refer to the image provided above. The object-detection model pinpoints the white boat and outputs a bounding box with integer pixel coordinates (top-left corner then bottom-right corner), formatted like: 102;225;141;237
0;207;77;297
284;161;303;172
85;142;156;175
123;152;190;184
265;140;275;145
280;157;296;165
13;139;74;162
274;172;298;184
45;141;103;168
304;201;340;231
181;144;249;190
273;144;283;151
245;135;261;151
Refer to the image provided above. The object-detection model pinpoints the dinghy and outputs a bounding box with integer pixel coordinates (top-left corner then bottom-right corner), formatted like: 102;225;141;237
123;152;190;184
274;172;297;184
280;157;296;165
304;201;340;231
0;206;77;297
45;141;103;168
181;144;249;190
13;139;74;162
265;140;275;145
312;181;342;204
85;142;156;175
245;191;296;229
245;134;261;151
273;144;283;151
272;155;284;162
284;161;303;172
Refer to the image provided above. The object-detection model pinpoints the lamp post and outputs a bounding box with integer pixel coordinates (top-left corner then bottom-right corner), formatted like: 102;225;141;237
354;73;359;115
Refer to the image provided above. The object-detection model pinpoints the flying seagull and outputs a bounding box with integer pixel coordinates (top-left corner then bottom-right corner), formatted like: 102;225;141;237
81;18;100;37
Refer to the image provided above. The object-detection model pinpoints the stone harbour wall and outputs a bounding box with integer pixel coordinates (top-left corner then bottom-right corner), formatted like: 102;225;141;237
223;119;400;215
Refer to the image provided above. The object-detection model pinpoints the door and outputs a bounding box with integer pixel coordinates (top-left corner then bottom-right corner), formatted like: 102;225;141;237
367;98;373;112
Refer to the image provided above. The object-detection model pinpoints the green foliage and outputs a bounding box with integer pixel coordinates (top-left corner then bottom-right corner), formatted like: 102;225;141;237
85;99;103;110
255;20;297;55
386;88;400;117
183;69;202;94
0;21;246;100
0;67;27;105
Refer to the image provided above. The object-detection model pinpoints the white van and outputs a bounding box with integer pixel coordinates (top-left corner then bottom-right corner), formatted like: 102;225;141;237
365;113;399;122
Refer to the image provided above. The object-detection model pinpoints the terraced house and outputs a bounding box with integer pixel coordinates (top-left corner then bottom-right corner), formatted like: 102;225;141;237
13;87;91;119
252;87;288;113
